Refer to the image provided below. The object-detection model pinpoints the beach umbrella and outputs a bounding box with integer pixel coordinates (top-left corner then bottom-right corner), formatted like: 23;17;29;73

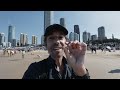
106;46;111;50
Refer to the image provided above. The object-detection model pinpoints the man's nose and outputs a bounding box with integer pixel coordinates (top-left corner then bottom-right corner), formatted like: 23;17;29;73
54;38;60;44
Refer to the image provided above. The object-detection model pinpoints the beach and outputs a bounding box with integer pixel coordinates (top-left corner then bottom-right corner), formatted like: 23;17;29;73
0;50;120;79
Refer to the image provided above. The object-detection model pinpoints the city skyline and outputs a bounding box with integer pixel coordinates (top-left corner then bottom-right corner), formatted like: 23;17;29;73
0;11;120;44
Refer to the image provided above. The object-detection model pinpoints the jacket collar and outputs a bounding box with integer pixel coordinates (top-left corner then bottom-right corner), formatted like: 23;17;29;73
47;55;67;68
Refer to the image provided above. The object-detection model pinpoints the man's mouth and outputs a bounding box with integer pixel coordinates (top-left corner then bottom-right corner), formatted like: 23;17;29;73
53;47;62;50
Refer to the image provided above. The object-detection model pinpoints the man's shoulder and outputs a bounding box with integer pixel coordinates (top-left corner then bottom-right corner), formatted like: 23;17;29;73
22;58;49;79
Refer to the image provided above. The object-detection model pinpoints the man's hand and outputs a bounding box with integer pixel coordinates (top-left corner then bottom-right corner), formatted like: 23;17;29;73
61;40;87;76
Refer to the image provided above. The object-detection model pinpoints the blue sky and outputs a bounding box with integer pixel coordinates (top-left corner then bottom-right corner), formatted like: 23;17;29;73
0;11;120;44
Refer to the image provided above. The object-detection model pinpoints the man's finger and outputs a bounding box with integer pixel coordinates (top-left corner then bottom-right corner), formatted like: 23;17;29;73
60;42;70;59
64;46;71;59
81;42;87;51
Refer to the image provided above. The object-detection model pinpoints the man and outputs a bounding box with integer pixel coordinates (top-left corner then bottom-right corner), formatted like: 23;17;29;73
22;24;90;79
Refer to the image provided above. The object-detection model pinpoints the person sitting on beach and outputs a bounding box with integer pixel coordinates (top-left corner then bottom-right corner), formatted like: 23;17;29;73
22;24;90;79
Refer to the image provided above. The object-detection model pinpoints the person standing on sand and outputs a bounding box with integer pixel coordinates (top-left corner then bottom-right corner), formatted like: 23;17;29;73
22;24;90;79
22;50;25;59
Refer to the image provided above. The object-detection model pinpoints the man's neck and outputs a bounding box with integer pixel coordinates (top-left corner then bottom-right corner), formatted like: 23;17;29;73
51;55;64;73
55;56;64;75
55;56;63;67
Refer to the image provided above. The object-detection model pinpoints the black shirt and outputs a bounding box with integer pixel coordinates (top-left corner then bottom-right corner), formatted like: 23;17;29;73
22;56;90;79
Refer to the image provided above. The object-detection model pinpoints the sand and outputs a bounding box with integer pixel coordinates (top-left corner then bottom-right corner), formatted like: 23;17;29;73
0;50;120;79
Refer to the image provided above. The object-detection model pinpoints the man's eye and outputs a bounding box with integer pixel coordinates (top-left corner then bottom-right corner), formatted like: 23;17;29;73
49;37;55;40
59;36;63;39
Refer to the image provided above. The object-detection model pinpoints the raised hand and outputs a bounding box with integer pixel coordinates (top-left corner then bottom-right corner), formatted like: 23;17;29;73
61;40;87;76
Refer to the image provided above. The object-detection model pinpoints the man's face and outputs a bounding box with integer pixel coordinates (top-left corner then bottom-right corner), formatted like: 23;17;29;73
46;31;66;59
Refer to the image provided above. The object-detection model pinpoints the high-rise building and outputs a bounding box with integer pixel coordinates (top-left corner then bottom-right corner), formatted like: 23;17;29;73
83;31;88;43
24;34;27;46
20;33;23;46
44;11;54;34
98;26;105;40
74;33;79;41
60;18;65;27
112;34;114;39
2;42;6;48
2;35;5;43
8;25;15;43
17;40;20;47
36;37;37;45
11;39;16;47
32;35;37;45
91;35;97;41
20;33;27;46
87;32;91;41
60;18;68;38
6;42;11;47
41;35;44;45
69;32;74;41
25;34;28;45
74;25;80;42
69;32;79;41
0;33;5;45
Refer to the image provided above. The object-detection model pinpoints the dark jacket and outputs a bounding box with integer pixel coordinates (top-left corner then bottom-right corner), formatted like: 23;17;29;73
22;56;90;79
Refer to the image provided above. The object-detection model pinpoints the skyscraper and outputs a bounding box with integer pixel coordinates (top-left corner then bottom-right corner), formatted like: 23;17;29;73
11;39;16;47
20;33;23;46
32;35;37;45
7;42;11;47
69;32;74;41
69;32;79;41
41;35;44;45
20;33;27;46
74;33;79;41
87;32;91;41
17;40;20;47
44;11;54;34
60;18;65;27
60;18;68;38
83;31;88;43
8;25;15;43
74;25;80;42
98;26;105;40
112;34;114;39
91;35;97;41
26;34;28;45
0;33;5;45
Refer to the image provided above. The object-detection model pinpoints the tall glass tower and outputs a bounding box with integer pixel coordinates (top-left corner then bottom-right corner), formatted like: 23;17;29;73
32;35;37;45
74;25;80;42
8;25;15;43
44;11;54;34
83;31;88;43
69;32;74;41
0;33;5;45
98;26;105;40
20;33;27;46
60;18;65;27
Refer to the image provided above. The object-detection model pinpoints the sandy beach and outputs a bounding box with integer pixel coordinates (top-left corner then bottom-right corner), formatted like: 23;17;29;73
0;50;120;79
